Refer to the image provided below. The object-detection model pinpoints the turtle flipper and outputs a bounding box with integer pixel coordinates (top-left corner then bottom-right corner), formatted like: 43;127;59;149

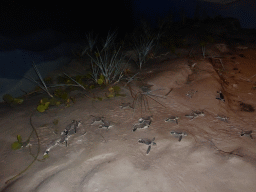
146;145;151;155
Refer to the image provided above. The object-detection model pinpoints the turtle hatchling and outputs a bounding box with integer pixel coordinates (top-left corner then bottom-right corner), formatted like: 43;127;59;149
99;120;113;129
215;115;229;123
62;120;82;136
170;131;187;142
185;110;204;120
216;91;225;102
139;115;153;125
165;116;179;124
119;102;133;109
91;115;105;125
138;137;156;155
44;120;82;156
240;130;253;139
132;122;150;132
133;116;152;132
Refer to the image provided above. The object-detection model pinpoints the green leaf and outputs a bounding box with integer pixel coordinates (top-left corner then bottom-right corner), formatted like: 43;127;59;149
97;78;104;85
43;154;49;159
12;141;22;150
37;102;50;112
17;135;22;143
44;102;50;108
37;105;46;112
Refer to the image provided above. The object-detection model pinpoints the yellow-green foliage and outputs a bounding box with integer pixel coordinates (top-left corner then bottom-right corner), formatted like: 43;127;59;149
37;99;50;112
3;94;23;105
11;135;23;150
37;95;67;112
97;74;105;85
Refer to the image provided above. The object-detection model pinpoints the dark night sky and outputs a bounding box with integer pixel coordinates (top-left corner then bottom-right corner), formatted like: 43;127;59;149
0;0;135;39
0;0;255;40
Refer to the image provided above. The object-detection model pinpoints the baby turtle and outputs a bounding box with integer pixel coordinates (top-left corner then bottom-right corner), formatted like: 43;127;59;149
140;85;153;93
165;116;179;124
216;91;225;102
170;131;187;142
44;139;60;155
240;130;253;139
138;137;156;155
99;120;112;129
120;102;133;109
62;120;82;136
139;115;153;124
186;90;198;98
185;110;204;120
91;115;105;125
44;120;82;155
215;115;229;123
133;116;152;132
132;122;150;132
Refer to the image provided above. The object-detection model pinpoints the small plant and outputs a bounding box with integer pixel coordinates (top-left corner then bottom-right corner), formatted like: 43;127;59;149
87;31;127;85
11;135;24;150
132;23;162;69
25;63;90;102
133;36;155;70
88;48;126;84
37;98;50;112
199;35;214;59
2;94;23;105
81;31;98;56
200;41;207;59
25;63;53;98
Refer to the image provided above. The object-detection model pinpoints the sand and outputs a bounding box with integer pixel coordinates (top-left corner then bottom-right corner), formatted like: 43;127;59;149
1;46;256;192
